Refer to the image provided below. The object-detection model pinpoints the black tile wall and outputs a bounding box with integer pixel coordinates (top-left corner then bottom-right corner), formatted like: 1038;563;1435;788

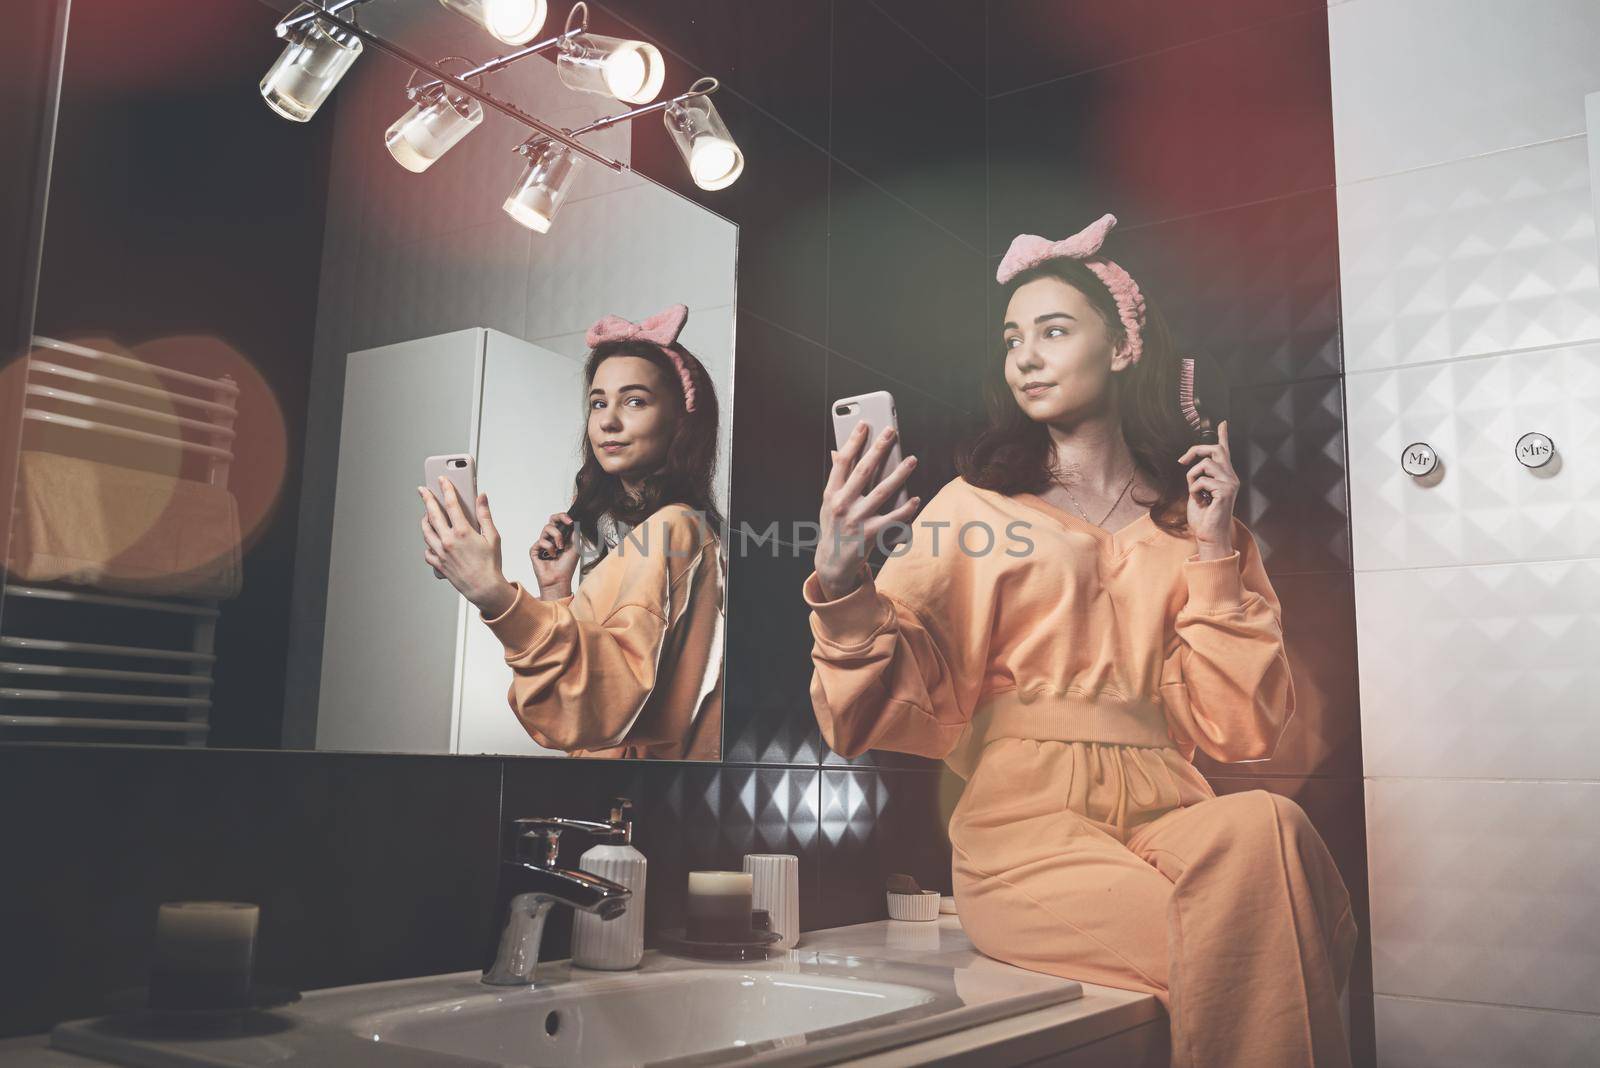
986;8;1336;250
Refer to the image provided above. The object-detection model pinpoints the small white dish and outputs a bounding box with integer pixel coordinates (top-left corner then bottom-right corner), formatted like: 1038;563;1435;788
939;895;958;915
886;890;941;921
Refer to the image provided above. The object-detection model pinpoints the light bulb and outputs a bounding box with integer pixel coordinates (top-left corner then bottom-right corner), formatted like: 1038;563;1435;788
665;94;744;191
260;5;363;123
557;35;664;104
438;0;548;46
502;142;579;233
384;89;483;172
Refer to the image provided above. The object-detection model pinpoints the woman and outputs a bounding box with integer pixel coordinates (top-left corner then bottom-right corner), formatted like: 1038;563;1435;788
803;215;1358;1066
419;303;725;760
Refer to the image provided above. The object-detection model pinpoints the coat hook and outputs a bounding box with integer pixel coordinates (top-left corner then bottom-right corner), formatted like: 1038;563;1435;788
1515;432;1555;469
1400;441;1438;477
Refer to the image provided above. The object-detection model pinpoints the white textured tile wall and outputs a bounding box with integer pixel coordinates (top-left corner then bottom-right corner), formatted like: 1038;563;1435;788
1355;557;1600;780
1331;0;1600;1059
1336;138;1600;373
1374;995;1600;1067
1365;779;1600;1014
1345;343;1600;571
1329;0;1600;183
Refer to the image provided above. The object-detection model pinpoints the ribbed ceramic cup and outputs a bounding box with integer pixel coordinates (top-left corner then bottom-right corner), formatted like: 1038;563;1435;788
742;854;800;949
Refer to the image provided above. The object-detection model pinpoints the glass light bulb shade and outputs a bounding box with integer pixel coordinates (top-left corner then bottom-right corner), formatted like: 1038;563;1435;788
556;34;665;104
664;96;744;190
260;6;363;123
502;142;579;233
437;0;549;46
385;90;484;173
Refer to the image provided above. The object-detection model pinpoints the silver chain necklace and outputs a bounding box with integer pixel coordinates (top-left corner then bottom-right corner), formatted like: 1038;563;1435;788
1058;466;1138;527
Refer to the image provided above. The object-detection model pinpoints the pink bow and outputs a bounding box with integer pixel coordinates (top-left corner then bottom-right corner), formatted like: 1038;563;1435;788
995;213;1118;284
585;303;689;349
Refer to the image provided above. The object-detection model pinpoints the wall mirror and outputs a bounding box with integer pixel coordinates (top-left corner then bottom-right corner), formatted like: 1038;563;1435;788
1;0;737;761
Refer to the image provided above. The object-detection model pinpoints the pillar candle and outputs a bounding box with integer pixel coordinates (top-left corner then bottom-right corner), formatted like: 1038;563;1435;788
686;871;753;941
150;901;259;1010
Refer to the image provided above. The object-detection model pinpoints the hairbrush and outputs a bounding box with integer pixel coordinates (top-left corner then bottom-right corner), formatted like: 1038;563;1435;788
535;517;576;561
1177;354;1230;506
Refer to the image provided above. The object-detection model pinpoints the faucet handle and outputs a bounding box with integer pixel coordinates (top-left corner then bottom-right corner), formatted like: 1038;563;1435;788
509;816;619;867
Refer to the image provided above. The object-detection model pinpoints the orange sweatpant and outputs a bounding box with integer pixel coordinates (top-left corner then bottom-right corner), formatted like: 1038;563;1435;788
950;741;1359;1068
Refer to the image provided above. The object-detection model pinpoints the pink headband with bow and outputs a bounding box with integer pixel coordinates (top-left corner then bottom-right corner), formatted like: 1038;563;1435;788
585;302;697;412
996;213;1147;366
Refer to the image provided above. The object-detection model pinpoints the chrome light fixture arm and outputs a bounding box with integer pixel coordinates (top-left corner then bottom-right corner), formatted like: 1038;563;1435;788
290;0;627;171
514;76;721;156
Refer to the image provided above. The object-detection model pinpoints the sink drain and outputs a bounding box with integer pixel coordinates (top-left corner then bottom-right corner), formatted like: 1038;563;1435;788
544;1011;561;1037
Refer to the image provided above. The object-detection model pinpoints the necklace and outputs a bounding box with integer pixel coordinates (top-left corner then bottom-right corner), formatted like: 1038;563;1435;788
1057;466;1138;527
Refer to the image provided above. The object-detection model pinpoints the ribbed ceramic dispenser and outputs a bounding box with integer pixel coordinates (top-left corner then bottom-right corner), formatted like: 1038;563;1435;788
571;797;646;969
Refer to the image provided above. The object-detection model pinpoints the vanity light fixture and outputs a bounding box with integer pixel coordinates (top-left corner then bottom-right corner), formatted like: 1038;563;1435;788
664;79;744;190
502;76;742;232
555;4;665;105
265;2;742;211
384;62;485;172
437;0;548;46
259;1;367;122
502;139;580;232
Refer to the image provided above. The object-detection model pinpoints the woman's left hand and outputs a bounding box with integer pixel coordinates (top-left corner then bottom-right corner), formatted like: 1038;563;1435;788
419;476;514;615
1176;419;1238;555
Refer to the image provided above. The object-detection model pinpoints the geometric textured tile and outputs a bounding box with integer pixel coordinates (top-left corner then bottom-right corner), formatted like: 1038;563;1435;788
1329;0;1600;183
1356;559;1600;780
817;767;955;930
1195;570;1362;779
1230;376;1351;574
1113;188;1345;388
1374;993;1600;1067
1365;778;1600;1014
1346;342;1600;570
1336;138;1600;372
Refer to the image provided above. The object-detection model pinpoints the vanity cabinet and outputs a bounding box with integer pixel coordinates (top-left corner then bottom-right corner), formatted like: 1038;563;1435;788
315;327;581;755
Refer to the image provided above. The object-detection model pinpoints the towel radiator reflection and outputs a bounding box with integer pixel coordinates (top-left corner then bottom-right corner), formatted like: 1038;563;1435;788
1;337;238;745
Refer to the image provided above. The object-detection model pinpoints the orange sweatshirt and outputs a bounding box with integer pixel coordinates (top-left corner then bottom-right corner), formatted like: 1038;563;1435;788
802;476;1295;779
480;503;724;760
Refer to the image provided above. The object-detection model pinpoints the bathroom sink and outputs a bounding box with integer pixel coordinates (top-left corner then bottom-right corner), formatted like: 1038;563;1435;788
348;968;935;1066
52;921;1086;1068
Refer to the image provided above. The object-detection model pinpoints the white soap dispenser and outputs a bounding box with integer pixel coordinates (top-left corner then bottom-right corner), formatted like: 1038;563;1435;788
571;796;646;970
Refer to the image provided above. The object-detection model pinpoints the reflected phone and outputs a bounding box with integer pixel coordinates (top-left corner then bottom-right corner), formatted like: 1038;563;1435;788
423;453;480;533
831;390;911;517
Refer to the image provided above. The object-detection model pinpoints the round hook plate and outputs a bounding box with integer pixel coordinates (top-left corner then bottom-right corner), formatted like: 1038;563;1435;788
1515;432;1555;469
1400;441;1438;477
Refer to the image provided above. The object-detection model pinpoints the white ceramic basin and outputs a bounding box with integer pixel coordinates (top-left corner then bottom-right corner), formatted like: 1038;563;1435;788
52;921;1086;1067
349;968;936;1066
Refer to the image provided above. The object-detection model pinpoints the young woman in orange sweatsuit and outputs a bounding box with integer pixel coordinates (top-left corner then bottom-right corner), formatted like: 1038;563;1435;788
803;215;1359;1067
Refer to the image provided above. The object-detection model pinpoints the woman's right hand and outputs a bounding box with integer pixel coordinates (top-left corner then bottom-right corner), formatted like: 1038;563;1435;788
816;421;920;599
530;511;580;597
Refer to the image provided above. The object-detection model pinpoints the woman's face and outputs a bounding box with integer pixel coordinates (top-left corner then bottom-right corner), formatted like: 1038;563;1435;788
588;355;679;481
1001;276;1130;423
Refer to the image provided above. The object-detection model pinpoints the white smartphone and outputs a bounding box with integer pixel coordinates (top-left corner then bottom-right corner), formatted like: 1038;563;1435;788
423;453;480;533
831;390;911;517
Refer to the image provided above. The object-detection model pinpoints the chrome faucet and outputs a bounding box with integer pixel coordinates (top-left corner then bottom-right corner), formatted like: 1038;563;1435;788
481;814;633;986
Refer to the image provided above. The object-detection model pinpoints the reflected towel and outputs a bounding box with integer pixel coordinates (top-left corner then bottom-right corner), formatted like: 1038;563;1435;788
8;450;243;599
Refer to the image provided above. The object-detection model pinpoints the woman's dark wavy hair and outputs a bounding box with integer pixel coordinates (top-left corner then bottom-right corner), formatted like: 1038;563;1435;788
955;258;1194;538
567;338;724;576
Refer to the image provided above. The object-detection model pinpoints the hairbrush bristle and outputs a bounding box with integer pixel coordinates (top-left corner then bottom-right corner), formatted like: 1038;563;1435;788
1178;358;1204;430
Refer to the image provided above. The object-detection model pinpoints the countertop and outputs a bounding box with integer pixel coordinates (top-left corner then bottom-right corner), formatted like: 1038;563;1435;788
0;917;1164;1066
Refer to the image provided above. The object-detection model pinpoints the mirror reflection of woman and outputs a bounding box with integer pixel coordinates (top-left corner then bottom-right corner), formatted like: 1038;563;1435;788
420;303;724;760
804;216;1358;1065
